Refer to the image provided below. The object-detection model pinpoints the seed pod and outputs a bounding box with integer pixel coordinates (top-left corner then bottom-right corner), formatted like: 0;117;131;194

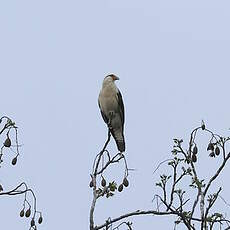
101;177;106;187
209;151;215;157
193;146;198;155
207;143;214;151
0;184;3;192
4;137;11;147
192;154;197;163
118;184;123;192
38;216;43;224
89;180;93;188
31;218;35;227
123;177;129;187
215;146;220;156
201;124;205;130
20;209;24;217
25;208;31;218
12;157;17;166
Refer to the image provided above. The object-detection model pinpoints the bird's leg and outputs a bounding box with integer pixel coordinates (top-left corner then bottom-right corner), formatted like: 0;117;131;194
118;152;124;156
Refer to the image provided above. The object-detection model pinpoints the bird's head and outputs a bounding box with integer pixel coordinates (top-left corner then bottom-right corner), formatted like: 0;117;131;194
102;74;120;87
104;74;119;82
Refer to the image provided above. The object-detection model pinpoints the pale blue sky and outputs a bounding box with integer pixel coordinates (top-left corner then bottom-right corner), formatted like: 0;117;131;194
1;0;230;229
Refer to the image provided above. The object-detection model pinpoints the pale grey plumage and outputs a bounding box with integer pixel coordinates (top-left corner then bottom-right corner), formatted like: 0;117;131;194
98;74;125;152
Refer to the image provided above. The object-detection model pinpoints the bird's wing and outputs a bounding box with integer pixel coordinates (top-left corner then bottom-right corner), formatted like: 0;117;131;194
117;90;125;127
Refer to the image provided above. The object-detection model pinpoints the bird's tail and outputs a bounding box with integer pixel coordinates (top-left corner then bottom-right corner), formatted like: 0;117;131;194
110;128;125;152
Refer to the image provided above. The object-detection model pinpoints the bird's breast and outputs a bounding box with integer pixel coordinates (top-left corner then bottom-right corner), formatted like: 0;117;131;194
99;86;118;113
100;93;118;111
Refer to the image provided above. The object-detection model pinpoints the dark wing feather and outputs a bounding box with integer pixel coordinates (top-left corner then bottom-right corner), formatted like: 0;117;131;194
98;100;109;124
117;90;125;126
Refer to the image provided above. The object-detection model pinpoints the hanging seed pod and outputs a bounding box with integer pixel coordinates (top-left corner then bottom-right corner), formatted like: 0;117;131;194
207;143;214;151
20;209;24;217
38;216;43;224
89;180;93;188
209;152;215;157
193;146;198;155
201;124;205;130
12;157;17;166
215;146;220;156
4;137;11;147
101;177;106;187
25;208;31;218
123;177;129;187
118;184;123;192
192;154;197;163
31;218;35;227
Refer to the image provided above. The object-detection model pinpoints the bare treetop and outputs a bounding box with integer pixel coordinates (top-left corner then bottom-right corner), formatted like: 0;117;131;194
89;122;230;230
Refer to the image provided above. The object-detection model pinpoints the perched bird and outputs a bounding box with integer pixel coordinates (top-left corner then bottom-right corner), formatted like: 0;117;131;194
98;74;125;152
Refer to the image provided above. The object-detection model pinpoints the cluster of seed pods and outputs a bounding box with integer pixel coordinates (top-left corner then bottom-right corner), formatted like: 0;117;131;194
191;142;221;163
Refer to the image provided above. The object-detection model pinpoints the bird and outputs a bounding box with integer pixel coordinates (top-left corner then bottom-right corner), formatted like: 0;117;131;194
98;74;125;152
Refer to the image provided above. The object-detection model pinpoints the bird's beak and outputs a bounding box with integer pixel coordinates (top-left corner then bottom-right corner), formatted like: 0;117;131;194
113;75;119;81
